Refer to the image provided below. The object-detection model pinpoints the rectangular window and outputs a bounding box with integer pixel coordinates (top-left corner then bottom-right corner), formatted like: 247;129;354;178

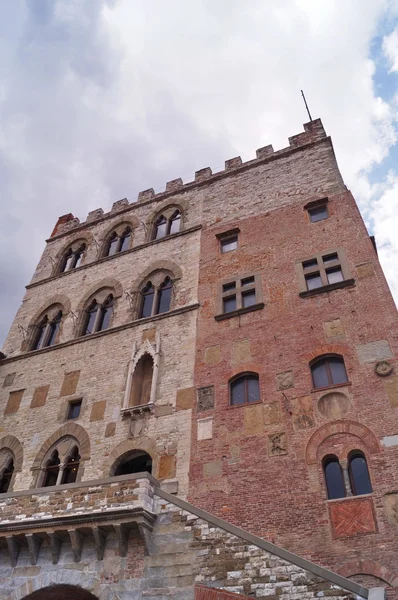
296;249;353;296
221;236;238;253
217;273;263;319
67;400;82;420
308;205;328;222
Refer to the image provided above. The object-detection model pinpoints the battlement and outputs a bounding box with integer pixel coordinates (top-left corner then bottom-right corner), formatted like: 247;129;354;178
50;119;327;238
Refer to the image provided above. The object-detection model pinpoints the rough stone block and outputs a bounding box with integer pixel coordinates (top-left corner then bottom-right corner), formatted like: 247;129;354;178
166;178;183;191
276;371;294;391
383;377;398;408
290;395;314;430
329;497;376;538
317;391;351;419
176;387;195;411
90;400;106;421
356;340;393;364
105;422;116;438
324;318;345;339
2;372;16;387
263;402;281;425
111;198;129;213
197;386;214;412
30;385;50;408
155;405;173;417
203;460;222;478
60;371;80;397
4;389;24;415
158;455;176;479
197;417;213;440
231;340;251;365
268;433;287;456
384;493;398;525
357;262;375;279
205;346;221;365
225;157;242;170
195;167;212;182
244;404;264;435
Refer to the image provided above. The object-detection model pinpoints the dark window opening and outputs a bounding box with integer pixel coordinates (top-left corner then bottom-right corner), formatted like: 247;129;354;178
97;296;114;331
0;459;14;493
114;451;153;476
67;400;82;420
84;302;98;335
348;451;372;496
45;311;62;347
140;282;155;318
62;446;80;485
169;211;181;235
223;296;237;313
61;245;85;273
326;267;344;285
119;229;131;252
107;233;119;256
154;215;167;240
223;282;236;293
309;205;328;222
32;320;48;350
43;451;61;487
323;456;346;499
221;236;238;253
242;290;256;307
157;278;172;314
305;272;322;290
130;354;154;407
230;373;260;406
311;355;348;389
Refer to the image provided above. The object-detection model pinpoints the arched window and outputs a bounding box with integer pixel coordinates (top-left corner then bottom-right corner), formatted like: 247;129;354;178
62;446;80;485
0;458;14;493
323;455;346;499
60;244;86;273
113;451;153;476
42;450;60;487
229;373;260;406
152;209;182;240
130;354;154;407
82;295;114;336
104;227;132;257
31;309;63;351
348;451;372;496
311;355;348;389
140;277;172;318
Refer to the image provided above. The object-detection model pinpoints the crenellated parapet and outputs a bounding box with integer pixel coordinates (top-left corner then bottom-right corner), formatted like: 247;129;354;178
50;119;327;238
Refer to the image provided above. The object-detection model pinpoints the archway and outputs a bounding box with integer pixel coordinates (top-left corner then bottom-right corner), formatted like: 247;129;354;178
113;450;153;476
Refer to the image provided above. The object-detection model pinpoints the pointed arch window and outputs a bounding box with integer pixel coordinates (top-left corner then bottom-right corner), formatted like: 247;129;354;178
348;451;372;496
62;446;80;485
105;227;132;257
311;355;348;390
140;277;172;318
43;450;61;487
0;458;14;493
153;209;182;240
60;244;86;273
323;455;346;500
82;295;114;336
130;354;154;407
32;310;63;351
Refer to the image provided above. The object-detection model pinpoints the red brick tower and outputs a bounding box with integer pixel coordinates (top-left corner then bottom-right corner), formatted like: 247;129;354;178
189;119;398;593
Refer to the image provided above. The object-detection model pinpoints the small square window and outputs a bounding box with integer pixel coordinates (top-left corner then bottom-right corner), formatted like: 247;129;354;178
223;296;237;313
308;205;328;222
242;290;256;307
323;253;338;264
67;400;82;420
303;259;318;270
241;276;255;287
223;282;236;293
221;236;238;253
326;267;344;284
305;273;322;290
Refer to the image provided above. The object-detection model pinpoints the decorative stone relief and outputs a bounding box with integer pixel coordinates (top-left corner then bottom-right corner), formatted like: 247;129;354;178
356;340;393;364
324;318;345;339
204;345;220;365
268;432;287;456
317;391;351;420
122;332;160;415
197;386;214;412
264;401;281;425
290;395;314;430
130;417;147;438
329;498;376;538
374;360;393;377
276;370;294;390
384;493;398;525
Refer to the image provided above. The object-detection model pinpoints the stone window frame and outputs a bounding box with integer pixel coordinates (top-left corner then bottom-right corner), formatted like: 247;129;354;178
0;449;15;493
216;227;240;255
131;266;180;321
228;372;261;408
122;333;160;415
215;272;264;321
296;248;354;297
37;436;82;488
322;449;373;501
100;221;135;258
57;239;88;274
77;287;117;338
29;304;64;351
150;205;184;242
66;398;83;421
309;353;350;393
304;198;329;223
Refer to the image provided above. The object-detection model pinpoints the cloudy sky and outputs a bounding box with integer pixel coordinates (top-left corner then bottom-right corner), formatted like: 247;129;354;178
0;0;397;345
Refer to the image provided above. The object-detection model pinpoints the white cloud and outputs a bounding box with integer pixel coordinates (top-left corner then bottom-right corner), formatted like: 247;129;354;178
0;0;398;343
383;25;398;71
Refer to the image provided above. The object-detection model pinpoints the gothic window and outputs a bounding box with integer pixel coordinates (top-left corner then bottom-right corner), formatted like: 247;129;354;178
62;446;80;484
104;227;132;257
113;451;153;476
152;209;182;240
42;450;61;487
348;451;372;496
310;355;348;390
323;455;346;500
130;354;154;407
139;277;172;318
229;373;260;406
60;244;86;273
81;294;114;336
31;309;63;351
0;457;14;493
